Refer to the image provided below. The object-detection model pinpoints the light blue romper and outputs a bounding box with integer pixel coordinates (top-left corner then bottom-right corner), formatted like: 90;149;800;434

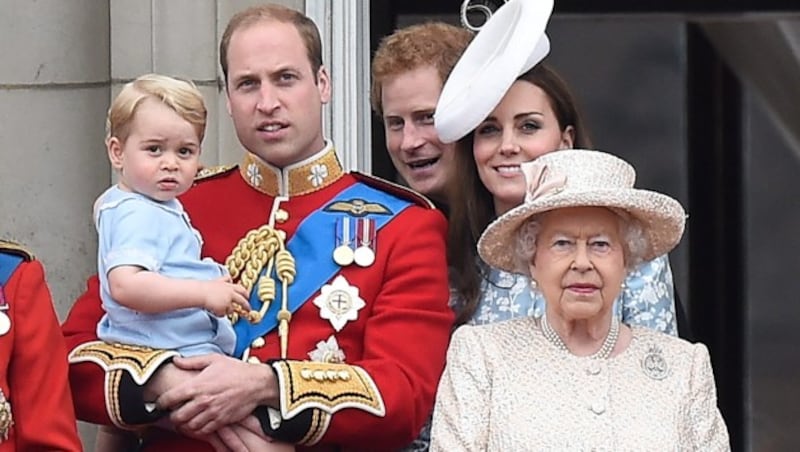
95;186;236;356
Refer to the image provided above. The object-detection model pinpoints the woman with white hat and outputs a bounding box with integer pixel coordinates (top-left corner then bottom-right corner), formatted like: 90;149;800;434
429;150;729;450
443;62;680;334
437;0;680;333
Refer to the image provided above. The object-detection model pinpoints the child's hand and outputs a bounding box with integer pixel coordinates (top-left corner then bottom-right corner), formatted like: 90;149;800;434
202;279;251;317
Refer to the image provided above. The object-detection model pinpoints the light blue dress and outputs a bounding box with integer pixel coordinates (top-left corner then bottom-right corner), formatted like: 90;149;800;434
95;186;236;356
470;254;677;334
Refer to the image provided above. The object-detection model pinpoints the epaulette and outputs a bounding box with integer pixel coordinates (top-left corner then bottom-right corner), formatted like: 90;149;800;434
195;164;237;182
0;239;33;261
351;171;436;209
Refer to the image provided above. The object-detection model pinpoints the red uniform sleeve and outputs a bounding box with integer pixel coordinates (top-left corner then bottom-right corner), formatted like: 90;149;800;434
61;275;112;424
4;260;82;451
327;208;452;448
62;275;160;427
266;206;453;450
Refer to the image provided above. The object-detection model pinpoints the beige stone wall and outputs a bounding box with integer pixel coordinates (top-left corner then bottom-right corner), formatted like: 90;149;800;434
1;1;300;449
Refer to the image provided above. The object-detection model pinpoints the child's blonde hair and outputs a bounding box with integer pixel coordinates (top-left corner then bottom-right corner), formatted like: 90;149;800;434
106;73;207;143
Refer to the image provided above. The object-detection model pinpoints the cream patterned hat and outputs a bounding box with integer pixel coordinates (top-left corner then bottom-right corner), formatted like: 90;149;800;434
477;150;687;273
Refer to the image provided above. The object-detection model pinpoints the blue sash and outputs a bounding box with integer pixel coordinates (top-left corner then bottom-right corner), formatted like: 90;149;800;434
0;253;23;287
232;182;413;357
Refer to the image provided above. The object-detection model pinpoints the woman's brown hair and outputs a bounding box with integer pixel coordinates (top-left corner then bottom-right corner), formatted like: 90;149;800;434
447;62;591;326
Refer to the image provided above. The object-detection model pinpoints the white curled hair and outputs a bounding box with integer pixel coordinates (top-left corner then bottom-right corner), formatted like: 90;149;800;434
513;208;650;277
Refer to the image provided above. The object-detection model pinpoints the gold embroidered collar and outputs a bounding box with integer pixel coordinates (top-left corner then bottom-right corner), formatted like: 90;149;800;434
239;143;345;197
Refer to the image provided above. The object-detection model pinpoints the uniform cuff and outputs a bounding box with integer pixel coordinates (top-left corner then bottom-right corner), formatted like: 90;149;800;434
271;359;385;419
68;341;177;427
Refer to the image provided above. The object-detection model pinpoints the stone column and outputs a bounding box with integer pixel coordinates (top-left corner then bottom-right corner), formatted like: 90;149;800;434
0;1;110;317
0;1;111;450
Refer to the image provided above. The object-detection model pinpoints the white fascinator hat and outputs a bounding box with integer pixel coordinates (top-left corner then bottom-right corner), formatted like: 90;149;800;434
478;150;687;274
434;0;554;143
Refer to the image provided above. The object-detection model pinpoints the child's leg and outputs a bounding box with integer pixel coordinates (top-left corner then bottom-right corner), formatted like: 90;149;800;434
95;425;139;452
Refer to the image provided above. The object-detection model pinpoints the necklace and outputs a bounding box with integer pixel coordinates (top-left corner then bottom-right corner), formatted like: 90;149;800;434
540;314;620;360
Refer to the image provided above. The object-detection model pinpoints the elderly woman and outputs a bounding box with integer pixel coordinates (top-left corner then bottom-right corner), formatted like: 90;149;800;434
430;150;730;450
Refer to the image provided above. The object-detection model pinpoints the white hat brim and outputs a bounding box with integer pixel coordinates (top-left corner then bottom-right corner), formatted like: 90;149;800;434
477;188;686;274
435;0;554;144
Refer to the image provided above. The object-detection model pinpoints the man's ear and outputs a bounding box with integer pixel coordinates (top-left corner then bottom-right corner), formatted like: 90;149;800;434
107;137;124;170
317;66;331;104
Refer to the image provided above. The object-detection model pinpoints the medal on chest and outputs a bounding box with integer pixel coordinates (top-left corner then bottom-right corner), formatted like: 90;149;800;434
332;217;355;266
353;218;376;267
313;275;365;331
332;217;377;268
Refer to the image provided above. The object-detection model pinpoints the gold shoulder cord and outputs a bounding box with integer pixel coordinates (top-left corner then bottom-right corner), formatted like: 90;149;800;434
226;221;296;359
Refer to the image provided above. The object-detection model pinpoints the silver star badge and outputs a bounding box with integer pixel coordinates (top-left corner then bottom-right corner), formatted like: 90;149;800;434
313;275;365;332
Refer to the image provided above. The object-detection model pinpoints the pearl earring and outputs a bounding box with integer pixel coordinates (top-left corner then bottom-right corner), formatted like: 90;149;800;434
530;279;538;290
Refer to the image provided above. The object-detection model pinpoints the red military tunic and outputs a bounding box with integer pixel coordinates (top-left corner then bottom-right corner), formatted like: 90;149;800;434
0;241;82;451
63;146;453;451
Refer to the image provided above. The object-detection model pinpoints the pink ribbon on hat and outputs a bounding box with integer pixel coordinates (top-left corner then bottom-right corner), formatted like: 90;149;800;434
523;161;567;203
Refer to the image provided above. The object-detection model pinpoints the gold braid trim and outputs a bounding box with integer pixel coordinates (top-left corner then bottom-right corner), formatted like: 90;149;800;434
195;164;236;181
225;226;280;323
105;369;128;428
0;239;34;260
225;225;296;357
299;409;331;446
275;248;296;358
69;341;178;386
272;361;386;420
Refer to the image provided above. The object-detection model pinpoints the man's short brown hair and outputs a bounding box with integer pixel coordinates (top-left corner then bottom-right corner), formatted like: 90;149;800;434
371;22;473;116
219;4;323;87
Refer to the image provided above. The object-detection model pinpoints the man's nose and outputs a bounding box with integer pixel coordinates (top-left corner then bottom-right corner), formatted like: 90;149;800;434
400;124;425;152
256;85;280;112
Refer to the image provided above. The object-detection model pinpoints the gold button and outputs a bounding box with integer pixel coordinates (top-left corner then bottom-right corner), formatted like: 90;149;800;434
247;356;261;364
274;209;289;223
250;337;266;348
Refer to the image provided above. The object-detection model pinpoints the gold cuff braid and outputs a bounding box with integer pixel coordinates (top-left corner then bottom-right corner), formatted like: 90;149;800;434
272;361;386;420
68;341;178;386
105;369;130;428
299;408;331;446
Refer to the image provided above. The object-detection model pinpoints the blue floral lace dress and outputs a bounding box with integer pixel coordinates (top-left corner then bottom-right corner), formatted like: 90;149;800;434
470;254;677;334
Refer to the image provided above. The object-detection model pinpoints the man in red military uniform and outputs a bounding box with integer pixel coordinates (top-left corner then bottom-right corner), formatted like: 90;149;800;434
0;240;82;451
62;4;453;451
